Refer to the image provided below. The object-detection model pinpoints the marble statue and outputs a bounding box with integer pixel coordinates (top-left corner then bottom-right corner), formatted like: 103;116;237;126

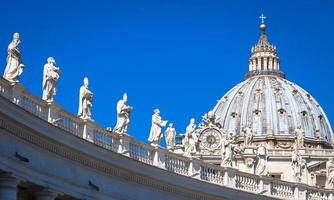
148;109;168;146
114;93;132;134
256;146;267;175
295;126;304;148
164;123;176;151
184;118;197;156
243;126;253;147
78;77;93;120
327;157;334;188
221;135;240;167
200;111;221;129
291;150;306;182
42;57;60;102
3;32;25;83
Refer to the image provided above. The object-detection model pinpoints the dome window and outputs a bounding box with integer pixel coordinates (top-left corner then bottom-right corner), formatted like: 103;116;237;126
300;111;308;117
253;109;261;116
278;108;286;115
318;115;323;120
230;112;238;118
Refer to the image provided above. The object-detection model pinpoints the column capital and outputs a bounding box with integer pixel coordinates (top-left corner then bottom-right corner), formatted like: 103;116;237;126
34;189;58;200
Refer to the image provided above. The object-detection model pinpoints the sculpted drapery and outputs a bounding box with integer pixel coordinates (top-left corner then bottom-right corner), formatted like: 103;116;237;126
78;77;93;120
148;109;167;146
42;57;60;102
184;118;197;156
3;33;25;83
164;123;176;150
114;93;132;134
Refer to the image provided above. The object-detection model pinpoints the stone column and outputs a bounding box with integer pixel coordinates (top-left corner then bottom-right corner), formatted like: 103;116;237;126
268;57;273;70
34;190;58;200
0;174;20;200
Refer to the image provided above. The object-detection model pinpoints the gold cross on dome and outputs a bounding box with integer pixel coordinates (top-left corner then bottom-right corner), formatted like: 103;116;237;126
259;14;266;24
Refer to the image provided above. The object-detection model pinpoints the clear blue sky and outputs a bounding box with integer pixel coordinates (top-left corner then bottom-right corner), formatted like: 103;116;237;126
1;0;333;143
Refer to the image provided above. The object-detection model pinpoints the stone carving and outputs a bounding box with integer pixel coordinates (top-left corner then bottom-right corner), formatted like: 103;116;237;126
3;33;25;84
327;157;334;188
78;77;93;120
164;123;176;151
291;150;306;182
256;146;267;175
200;111;221;129
295;126;304;148
114;93;132;134
242;126;253;147
184;118;198;156
42;57;60;103
245;157;255;169
148;109;167;146
221;135;240;167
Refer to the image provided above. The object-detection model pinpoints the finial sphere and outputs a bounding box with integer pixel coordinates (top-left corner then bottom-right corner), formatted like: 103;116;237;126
260;23;266;31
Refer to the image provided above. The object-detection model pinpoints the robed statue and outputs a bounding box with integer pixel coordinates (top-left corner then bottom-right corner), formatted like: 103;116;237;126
3;33;25;83
42;57;60;102
184;118;198;156
114;93;132;134
164;123;176;151
148;109;167;146
78;77;93;120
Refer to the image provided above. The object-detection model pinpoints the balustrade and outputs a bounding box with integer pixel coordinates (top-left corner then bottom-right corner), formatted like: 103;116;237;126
235;174;259;192
200;164;224;184
129;142;153;164
165;154;189;176
94;129;118;152
271;181;294;199
306;189;330;200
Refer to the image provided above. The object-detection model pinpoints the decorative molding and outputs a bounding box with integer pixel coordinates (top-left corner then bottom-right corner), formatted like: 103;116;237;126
0;116;223;200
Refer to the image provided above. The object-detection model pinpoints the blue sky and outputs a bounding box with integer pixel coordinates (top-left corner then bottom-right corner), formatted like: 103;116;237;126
0;0;333;143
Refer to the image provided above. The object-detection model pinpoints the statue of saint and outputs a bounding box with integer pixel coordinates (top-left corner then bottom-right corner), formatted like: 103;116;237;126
78;77;93;120
148;109;167;146
221;135;239;167
256;145;267;175
184;118;198;156
291;150;306;182
295;126;305;148
114;93;132;134
3;32;25;83
42;57;60;102
243;125;253;147
327;157;334;188
164;123;176;151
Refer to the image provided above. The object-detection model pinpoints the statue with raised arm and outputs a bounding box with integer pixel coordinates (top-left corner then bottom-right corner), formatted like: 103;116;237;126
164;123;176;151
327;157;334;189
114;93;132;134
184;118;197;156
148;109;168;146
78;77;93;120
3;32;25;83
42;57;60;103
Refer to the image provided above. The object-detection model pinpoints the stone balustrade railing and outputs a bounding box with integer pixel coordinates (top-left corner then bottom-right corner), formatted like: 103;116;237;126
0;77;333;200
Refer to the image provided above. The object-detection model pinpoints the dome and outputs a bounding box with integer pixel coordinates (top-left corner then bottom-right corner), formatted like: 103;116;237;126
210;19;333;147
212;75;333;143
